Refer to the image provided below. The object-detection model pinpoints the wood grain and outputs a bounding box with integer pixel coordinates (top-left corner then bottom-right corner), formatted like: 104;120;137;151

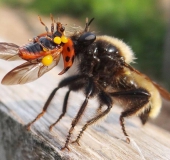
0;59;169;160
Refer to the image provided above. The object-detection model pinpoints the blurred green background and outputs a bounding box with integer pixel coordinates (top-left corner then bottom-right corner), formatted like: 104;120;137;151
0;0;170;85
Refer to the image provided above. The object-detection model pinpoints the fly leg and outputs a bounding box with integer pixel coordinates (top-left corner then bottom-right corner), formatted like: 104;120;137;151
49;90;71;131
27;86;60;130
38;15;50;36
61;77;95;150
96;104;103;114
50;14;54;34
26;75;86;130
110;88;150;143
72;91;112;145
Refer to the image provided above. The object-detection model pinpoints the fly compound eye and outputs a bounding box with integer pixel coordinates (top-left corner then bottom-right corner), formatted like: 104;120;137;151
78;32;96;46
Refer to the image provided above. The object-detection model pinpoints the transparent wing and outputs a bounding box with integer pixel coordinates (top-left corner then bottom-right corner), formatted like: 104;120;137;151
0;42;21;60
1;54;61;85
125;63;170;101
152;81;170;101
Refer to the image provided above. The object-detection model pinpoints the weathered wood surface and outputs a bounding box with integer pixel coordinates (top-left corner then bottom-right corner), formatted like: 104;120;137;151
0;59;170;160
0;6;170;160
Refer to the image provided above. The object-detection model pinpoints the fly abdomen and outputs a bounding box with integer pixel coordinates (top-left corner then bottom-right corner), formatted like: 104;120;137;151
18;43;45;60
26;43;42;53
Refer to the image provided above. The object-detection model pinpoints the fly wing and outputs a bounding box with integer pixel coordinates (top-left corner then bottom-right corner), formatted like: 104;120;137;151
152;81;170;101
0;42;21;61
1;54;61;85
125;63;170;101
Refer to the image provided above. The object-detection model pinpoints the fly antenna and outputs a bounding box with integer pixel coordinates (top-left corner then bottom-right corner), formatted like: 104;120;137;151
84;17;94;32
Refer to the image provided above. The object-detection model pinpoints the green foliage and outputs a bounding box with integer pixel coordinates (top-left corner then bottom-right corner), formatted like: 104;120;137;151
90;0;165;79
2;0;166;79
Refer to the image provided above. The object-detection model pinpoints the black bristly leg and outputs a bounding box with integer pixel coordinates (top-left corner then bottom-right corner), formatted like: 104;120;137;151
26;86;61;130
38;16;50;36
50;14;54;34
72;91;112;145
96;104;103;114
73;106;112;145
139;107;151;125
26;75;87;130
49;75;88;131
120;102;148;143
110;88;150;143
49;90;71;131
61;77;95;151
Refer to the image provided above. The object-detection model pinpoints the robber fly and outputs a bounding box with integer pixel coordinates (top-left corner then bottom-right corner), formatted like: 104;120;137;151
0;16;170;151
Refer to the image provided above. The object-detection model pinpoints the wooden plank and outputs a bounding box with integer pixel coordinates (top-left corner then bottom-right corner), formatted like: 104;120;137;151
0;6;170;160
0;59;170;160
